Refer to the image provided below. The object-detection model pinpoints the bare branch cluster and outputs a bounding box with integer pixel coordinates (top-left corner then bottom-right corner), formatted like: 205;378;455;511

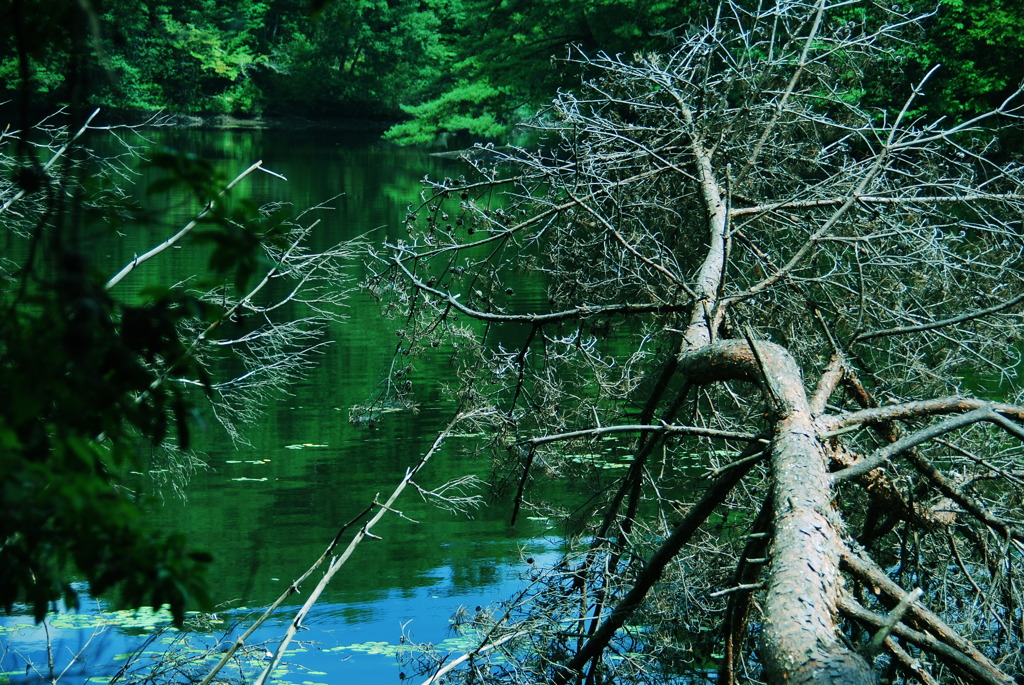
370;1;1024;683
172;208;365;444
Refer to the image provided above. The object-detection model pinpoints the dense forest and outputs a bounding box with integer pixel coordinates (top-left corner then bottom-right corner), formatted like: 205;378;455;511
2;0;1023;144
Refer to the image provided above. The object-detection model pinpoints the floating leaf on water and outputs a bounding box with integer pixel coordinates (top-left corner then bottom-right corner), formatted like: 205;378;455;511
0;623;35;635
327;633;493;661
44;606;173;632
326;641;415;657
563;453;630;469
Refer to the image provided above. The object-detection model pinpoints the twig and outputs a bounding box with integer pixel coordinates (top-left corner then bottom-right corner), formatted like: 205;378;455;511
838;592;1011;684
552;441;768;685
709;582;764;599
840;545;1012;683
0;108;101;215
833;405;1024;482
863;587;923;658
391;256;688;324
743;326;785;412
253;411;483;685
418;631;527;685
853;291;1024;344
105;160;276;290
519;423;762;447
197;504;375;685
736;0;825;184
823;396;1024;432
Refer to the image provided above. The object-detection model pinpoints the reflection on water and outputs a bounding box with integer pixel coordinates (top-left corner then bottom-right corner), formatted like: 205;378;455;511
0;128;557;683
0;538;564;684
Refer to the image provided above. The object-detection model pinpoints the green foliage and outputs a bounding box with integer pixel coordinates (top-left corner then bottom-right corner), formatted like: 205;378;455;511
0;0;458;120
901;0;1024;118
3;0;1022;135
259;0;454;119
385;0;1024;143
383;0;719;143
383;80;509;145
0;0;82;100
0;263;214;623
89;0;271;116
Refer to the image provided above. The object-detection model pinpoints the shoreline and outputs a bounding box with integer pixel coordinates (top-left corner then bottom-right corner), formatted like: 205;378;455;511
161;112;396;133
0;102;399;135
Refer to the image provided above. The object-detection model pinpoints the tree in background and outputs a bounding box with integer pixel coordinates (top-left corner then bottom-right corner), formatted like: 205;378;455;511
384;0;1024;144
91;0;269;115
383;0;706;144
261;0;452;119
3;0;1021;133
900;0;1024;119
373;1;1024;682
1;0;455;120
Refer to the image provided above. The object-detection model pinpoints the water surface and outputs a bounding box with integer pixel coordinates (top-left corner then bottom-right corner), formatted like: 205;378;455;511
1;128;557;684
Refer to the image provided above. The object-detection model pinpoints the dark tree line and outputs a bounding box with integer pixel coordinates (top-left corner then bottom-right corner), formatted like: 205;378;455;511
3;0;1023;143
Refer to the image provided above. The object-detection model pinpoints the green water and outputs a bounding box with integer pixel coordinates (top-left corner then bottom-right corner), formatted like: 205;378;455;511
116;129;531;604
2;128;557;683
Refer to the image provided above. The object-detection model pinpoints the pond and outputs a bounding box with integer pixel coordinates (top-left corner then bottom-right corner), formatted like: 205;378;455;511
0;127;561;684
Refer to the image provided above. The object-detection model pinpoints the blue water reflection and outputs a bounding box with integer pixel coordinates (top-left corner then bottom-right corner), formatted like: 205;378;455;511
1;539;564;684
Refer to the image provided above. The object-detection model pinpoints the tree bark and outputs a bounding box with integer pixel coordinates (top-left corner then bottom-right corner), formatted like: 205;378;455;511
680;340;877;684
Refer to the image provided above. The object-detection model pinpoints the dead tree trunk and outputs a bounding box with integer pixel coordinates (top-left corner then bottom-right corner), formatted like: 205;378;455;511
681;340;876;683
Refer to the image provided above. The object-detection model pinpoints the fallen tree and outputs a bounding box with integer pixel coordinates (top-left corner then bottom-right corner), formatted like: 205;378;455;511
370;1;1024;682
